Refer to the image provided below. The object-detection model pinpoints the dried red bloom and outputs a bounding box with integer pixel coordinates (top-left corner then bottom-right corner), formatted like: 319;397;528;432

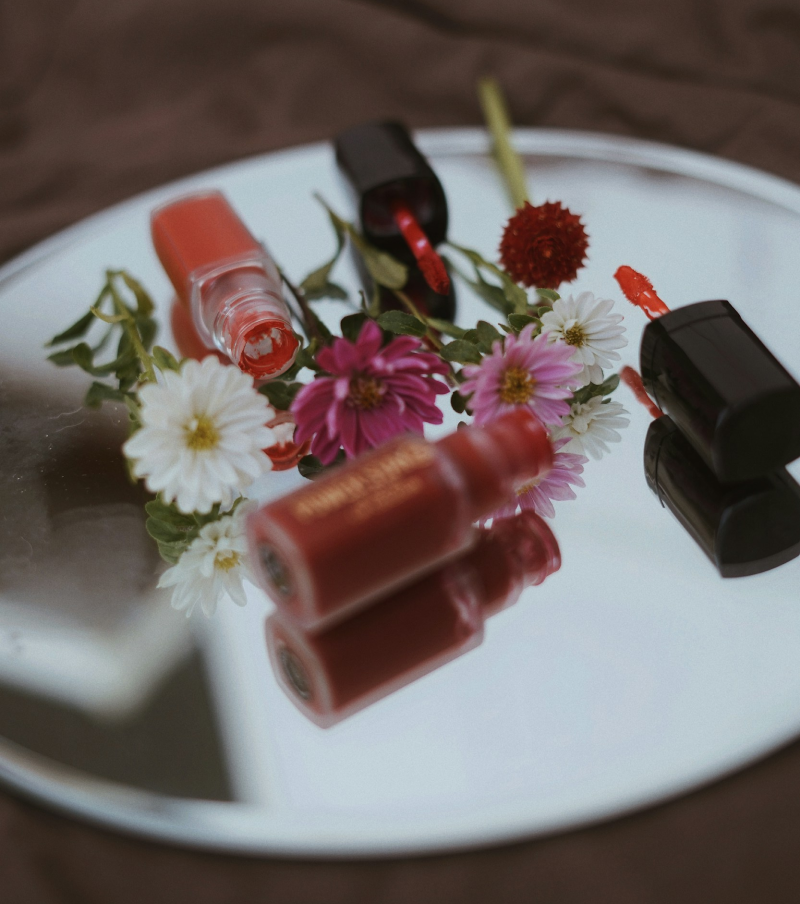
499;201;589;289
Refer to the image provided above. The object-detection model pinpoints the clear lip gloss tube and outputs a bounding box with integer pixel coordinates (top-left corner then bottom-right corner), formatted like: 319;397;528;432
247;408;554;631
151;190;299;379
265;510;561;727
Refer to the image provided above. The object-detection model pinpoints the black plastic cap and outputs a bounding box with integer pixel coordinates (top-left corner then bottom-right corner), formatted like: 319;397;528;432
645;415;800;578
334;121;448;261
640;300;800;483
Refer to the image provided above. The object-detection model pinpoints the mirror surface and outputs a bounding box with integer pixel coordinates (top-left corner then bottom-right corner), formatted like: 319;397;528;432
1;129;800;855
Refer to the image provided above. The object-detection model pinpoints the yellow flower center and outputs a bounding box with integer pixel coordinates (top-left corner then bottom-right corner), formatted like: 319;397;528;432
348;375;384;410
185;414;220;451
215;551;241;572
564;324;587;347
499;366;535;404
516;477;541;495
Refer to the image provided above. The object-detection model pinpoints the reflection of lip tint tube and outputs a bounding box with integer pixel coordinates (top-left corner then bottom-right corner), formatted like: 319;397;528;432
151;191;299;379
616;266;800;482
644;414;800;577
247;408;553;630
334;121;452;299
266;511;561;727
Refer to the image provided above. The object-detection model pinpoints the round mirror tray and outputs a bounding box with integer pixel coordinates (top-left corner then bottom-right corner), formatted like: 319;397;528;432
1;129;799;856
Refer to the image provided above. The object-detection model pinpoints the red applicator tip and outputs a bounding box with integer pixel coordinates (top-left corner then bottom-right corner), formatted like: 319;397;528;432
614;265;670;320
620;365;663;420
390;199;451;296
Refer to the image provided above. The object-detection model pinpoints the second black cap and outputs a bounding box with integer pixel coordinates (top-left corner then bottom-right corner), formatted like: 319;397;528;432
644;415;800;578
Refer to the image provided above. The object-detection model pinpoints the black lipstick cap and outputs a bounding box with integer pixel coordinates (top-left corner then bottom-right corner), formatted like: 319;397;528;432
644;415;800;577
640;300;800;483
334;121;448;262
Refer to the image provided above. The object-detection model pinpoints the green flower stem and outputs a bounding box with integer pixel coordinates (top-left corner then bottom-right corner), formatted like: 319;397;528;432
391;288;443;350
279;267;326;344
106;274;157;383
478;77;530;211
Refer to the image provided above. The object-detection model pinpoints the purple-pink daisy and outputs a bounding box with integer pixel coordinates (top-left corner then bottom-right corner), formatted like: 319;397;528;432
460;323;583;427
493;438;588;520
291;320;449;464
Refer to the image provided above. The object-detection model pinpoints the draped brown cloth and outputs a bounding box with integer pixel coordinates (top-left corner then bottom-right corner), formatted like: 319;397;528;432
3;0;800;900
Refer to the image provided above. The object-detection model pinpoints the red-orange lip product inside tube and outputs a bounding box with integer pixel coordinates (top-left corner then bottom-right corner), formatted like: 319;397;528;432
151;191;299;379
265;510;561;727
247;408;553;631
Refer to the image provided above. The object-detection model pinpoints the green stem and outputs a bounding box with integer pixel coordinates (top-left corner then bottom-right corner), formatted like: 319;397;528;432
106;275;156;383
478;77;529;211
278;267;325;344
391;289;443;350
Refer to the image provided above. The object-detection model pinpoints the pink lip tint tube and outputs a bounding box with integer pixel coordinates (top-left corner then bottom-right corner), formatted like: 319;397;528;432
151;191;299;379
247;408;554;631
265;510;560;727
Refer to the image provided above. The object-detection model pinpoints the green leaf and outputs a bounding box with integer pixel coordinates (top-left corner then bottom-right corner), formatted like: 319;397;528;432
425;318;467;339
376;310;427;337
536;288;561;303
84;381;128;408
152;346;182;372
46;310;96;347
145;499;197;528
340;312;369;342
300;215;346;296
155;540;186;565
303;281;348;302
90;306;127;324
507;313;538;333
117;270;155;318
572;372;621;405
146;517;190;544
449;243;527;313
259;380;303;410
450;390;469;414
297;450;346;480
476;320;503;351
440;339;483;365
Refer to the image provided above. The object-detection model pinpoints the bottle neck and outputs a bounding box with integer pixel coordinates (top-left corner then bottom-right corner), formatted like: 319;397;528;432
467;511;561;618
436;409;553;521
192;262;299;379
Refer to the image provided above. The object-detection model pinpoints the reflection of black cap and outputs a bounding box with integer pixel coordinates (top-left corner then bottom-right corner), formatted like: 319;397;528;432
640;300;800;483
644;415;800;578
334;121;448;261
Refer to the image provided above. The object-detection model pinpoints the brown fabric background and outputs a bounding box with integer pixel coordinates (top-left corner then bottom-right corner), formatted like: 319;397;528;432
3;0;800;899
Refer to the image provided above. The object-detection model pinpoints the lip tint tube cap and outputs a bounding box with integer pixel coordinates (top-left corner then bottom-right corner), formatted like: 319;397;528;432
640;300;800;482
645;415;800;577
334;121;448;261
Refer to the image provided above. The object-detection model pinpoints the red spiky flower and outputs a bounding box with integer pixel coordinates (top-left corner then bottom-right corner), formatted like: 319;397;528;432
499;201;589;289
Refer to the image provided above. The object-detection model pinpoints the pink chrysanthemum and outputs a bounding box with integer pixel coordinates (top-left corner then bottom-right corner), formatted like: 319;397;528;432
493;439;588;520
460;323;583;427
292;320;450;464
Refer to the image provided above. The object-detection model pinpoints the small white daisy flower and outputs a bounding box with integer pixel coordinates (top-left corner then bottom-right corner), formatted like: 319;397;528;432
123;356;276;514
158;504;254;618
554;396;630;459
541;292;627;384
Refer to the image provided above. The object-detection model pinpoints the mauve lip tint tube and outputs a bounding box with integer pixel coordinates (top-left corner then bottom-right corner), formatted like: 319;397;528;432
639;299;800;483
247;408;554;631
151;190;299;379
644;414;800;577
265;510;561;727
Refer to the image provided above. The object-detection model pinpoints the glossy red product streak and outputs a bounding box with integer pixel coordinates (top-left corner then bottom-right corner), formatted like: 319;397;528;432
151;191;299;379
247;408;554;631
390;199;451;295
265;512;560;727
614;265;671;320
620;365;663;420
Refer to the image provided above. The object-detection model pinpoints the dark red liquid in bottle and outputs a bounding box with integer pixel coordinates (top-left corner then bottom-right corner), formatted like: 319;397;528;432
265;511;561;727
248;409;554;630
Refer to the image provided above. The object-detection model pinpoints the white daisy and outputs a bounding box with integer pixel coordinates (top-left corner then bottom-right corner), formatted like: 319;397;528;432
123;356;276;514
158;504;254;618
554;396;630;459
541;292;627;384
